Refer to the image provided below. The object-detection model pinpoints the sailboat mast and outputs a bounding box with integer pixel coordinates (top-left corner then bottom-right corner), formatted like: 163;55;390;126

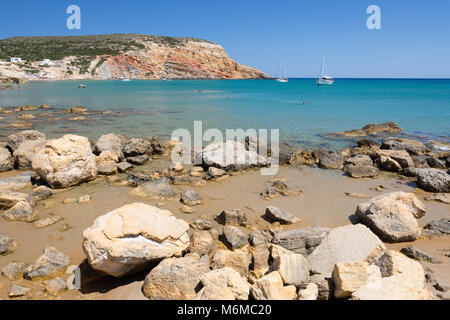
321;54;325;77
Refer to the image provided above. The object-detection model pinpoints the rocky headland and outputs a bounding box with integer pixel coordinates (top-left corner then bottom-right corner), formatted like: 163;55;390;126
0;119;449;300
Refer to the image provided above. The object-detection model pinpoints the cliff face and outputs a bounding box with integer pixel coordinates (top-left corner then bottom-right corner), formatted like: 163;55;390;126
0;34;268;81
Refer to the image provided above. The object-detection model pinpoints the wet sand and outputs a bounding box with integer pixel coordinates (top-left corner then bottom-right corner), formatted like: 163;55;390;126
0;163;448;300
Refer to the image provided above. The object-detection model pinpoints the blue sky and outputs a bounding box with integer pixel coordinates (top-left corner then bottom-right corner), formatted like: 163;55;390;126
1;0;449;78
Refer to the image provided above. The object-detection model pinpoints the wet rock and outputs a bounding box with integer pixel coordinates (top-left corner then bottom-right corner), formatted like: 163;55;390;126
9;285;30;298
381;138;428;155
143;136;164;155
0;172;34;190
189;231;213;256
139;178;178;200
333;122;402;137
32;135;97;188
375;155;403;172
180;188;202;206
117;162;133;173
315;150;344;170
376;149;414;169
195;140;268;172
23;246;70;280
95;133;127;161
249;230;272;247
127;173;150;187
425;155;446;169
344;155;379;178
289;149;318;166
0;234;18;255
6;130;46;152
0;147;14;172
212;247;251;276
2;200;36;222
207;166;227;179
332;261;382;299
264;206;300;225
190;218;213;230
298;283;319;300
251;271;297;300
83;203;190;277
400;245;442;264
423;218;450;236
13;139;47;169
44;277;67;295
29;186;53;202
170;175;192;185
123;138;152;157
1;262;28;280
142;256;209;300
271;227;331;256
126;154;150;165
272;253;310;286
308;224;386;277
196;268;250;300
33;215;63;229
0;191;28;209
217;209;248;226
78;195;91;204
355;192;426;243
357;139;379;148
222;225;248;250
415;168;450;193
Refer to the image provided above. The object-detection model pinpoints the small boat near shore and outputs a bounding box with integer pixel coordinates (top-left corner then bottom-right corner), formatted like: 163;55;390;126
276;63;289;83
316;54;334;86
78;84;87;88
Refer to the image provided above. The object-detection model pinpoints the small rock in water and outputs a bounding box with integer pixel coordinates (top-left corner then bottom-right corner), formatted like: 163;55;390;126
63;198;77;204
78;195;91;204
207;167;227;180
33;215;64;229
345;192;369;199
1;262;28;280
29;186;53;201
180;188;203;206
2;200;36;222
23;246;70;280
45;277;67;295
190;218;213;230
126;155;150;165
58;223;73;232
400;245;442;264
180;204;194;214
264;206;300;225
222;225;248;250
117;162;133;173
9;285;30;298
0;234;18;255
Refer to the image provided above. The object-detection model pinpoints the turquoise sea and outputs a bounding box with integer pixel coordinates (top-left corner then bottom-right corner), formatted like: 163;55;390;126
1;79;449;150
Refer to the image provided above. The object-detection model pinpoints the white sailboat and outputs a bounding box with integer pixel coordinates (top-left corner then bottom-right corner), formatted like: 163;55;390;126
316;54;334;86
276;63;289;83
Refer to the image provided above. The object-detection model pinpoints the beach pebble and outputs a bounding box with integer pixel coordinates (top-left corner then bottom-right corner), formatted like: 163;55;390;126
33;215;64;229
9;285;30;298
180;188;202;206
78;195;91;204
264;206;300;225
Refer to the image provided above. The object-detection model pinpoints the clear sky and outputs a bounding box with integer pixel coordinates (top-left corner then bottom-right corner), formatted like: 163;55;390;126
0;0;449;78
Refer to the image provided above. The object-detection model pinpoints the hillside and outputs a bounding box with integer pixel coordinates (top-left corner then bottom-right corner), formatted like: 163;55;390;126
0;34;269;82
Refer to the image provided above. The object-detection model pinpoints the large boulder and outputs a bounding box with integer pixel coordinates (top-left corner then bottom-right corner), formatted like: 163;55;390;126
0;147;14;172
6;130;46;152
82;203;190;277
142;256;209;300
95;133;127;161
271;227;331;256
355;192;426;242
13;139;47;169
344;155;379;178
196;268;250;300
352;250;434;300
32;135;97;188
414;169;450;193
307;224;386;277
194;140;268;172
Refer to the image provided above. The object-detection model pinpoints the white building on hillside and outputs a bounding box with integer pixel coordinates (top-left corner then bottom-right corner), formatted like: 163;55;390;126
42;59;54;66
10;57;23;63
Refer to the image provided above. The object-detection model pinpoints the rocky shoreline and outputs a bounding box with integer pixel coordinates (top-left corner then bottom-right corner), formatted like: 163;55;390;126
0;120;449;300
